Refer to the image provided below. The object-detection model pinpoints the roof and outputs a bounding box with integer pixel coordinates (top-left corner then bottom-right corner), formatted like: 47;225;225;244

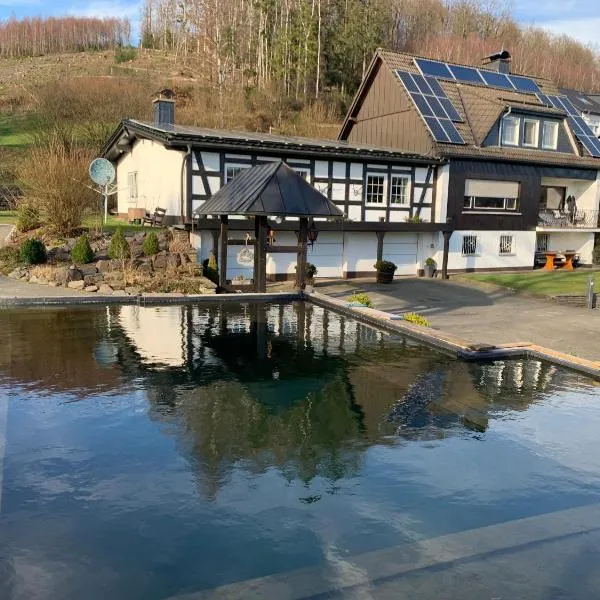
194;160;344;218
340;49;600;169
560;88;600;116
102;118;440;165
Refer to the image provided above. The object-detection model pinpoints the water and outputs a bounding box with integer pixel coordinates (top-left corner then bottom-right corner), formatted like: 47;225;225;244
0;302;599;599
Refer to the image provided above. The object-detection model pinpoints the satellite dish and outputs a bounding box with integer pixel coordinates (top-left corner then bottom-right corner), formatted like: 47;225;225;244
89;158;116;186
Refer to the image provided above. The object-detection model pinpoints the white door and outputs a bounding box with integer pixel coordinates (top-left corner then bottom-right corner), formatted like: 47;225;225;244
307;232;344;278
383;233;418;276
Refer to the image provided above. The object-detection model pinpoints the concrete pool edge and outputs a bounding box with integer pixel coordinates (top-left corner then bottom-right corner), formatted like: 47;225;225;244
305;291;600;380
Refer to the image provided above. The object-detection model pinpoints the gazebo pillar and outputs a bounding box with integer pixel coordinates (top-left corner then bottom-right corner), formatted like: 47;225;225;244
219;215;228;287
254;216;268;293
295;217;308;290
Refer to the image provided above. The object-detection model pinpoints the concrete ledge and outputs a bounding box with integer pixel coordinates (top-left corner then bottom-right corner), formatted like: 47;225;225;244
306;291;600;380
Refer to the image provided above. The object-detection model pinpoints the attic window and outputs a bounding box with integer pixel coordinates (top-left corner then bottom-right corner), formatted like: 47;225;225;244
501;116;520;146
542;122;558;150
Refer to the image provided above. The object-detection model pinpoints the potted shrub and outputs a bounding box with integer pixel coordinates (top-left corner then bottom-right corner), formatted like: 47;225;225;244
375;259;396;283
295;263;318;285
424;257;436;278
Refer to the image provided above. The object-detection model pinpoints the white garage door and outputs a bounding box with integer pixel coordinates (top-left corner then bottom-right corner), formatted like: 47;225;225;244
307;232;344;277
383;233;418;276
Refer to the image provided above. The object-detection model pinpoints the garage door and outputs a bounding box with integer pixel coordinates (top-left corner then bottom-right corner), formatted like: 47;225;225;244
383;233;418;276
307;232;344;277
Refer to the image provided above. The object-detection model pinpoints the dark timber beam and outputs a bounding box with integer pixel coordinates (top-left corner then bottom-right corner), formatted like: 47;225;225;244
296;217;308;290
376;231;385;262
441;230;452;280
211;230;219;262
219;215;228;287
255;216;268;293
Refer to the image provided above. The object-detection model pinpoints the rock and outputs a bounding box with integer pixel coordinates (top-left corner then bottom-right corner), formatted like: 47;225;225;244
47;247;71;262
29;275;39;284
97;259;119;273
65;267;83;283
67;280;85;290
53;266;68;284
125;286;141;296
167;253;181;269
79;264;98;277
137;261;153;274
84;274;104;286
153;252;168;270
186;251;198;264
180;253;190;265
133;232;145;243
130;244;144;259
112;289;128;296
7;268;22;279
98;284;114;295
85;285;99;292
37;277;48;285
48;281;58;287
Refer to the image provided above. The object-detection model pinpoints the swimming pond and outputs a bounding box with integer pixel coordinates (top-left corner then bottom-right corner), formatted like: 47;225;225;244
1;302;599;599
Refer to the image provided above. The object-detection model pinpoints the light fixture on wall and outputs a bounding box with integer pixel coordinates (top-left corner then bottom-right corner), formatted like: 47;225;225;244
308;223;319;248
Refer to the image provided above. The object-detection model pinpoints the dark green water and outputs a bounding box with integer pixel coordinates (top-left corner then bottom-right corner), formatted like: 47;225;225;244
0;302;599;599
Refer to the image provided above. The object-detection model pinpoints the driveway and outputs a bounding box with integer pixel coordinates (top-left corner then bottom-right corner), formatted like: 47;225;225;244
0;224;14;246
316;277;600;362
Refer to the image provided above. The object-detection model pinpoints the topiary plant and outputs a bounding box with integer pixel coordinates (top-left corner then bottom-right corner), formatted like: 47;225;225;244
71;234;95;264
108;226;130;260
375;260;397;273
20;238;47;265
143;230;160;256
16;203;40;233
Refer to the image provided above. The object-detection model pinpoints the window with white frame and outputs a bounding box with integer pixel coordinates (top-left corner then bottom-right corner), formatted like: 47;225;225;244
522;119;539;147
541;121;559;150
463;179;520;212
225;163;250;183
292;166;310;181
499;234;513;255
501;116;520;146
462;235;477;256
536;233;549;252
365;173;385;204
390;175;409;205
128;172;138;202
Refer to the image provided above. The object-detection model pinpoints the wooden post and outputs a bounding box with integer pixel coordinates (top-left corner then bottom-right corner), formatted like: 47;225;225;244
296;217;308;290
211;229;220;262
255;216;268;293
376;231;385;262
441;230;452;280
219;215;228;287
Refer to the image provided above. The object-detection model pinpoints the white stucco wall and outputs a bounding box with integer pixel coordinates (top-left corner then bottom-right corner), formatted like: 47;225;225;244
343;232;378;275
543;232;596;264
541;176;600;211
440;230;537;271
434;164;450;223
117;139;185;219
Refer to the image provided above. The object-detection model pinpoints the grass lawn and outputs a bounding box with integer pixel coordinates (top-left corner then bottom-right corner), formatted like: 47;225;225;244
0;114;37;148
460;269;600;297
0;210;17;224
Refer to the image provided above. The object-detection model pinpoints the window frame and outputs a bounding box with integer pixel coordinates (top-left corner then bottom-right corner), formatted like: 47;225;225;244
292;166;311;182
499;234;513;255
462;235;478;256
463;196;519;212
501;115;520;146
127;171;138;202
389;174;409;205
522;118;539;148
365;172;386;206
224;162;251;184
541;121;559;150
536;233;549;252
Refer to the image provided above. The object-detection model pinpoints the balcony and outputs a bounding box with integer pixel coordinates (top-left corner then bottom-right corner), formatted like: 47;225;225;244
537;209;600;229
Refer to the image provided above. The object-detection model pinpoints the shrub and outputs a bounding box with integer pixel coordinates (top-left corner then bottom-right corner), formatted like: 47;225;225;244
20;238;47;265
348;293;372;307
143;231;160;256
0;245;21;274
202;257;218;284
405;215;425;223
108;227;130;260
16;203;40;233
295;263;318;278
115;46;137;64
402;312;431;327
71;235;95;264
425;257;436;266
375;260;397;273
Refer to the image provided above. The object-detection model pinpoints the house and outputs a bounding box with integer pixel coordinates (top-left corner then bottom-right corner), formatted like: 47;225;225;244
339;49;600;270
560;88;600;138
101;49;600;279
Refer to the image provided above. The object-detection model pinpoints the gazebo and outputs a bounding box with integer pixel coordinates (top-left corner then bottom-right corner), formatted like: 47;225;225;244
194;160;344;292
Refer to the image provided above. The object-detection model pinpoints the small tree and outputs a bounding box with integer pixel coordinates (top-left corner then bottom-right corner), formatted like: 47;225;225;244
143;230;160;256
108;227;130;261
71;235;95;264
16;203;40;233
20;239;47;265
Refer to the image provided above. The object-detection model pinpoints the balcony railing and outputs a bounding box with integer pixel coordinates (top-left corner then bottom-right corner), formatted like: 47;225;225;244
538;209;600;229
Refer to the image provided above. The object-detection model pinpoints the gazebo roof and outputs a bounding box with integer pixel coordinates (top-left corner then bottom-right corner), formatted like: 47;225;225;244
194;160;344;218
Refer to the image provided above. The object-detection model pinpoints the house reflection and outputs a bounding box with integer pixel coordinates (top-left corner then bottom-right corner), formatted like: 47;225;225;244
105;302;583;500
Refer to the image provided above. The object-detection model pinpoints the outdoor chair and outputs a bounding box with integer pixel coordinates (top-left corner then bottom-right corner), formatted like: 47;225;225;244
143;207;167;227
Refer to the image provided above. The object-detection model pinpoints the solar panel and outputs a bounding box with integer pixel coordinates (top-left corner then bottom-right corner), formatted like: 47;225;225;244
448;64;483;84
396;70;465;144
508;75;541;94
480;70;514;90
536;93;552;107
415;58;453;79
547;94;600;157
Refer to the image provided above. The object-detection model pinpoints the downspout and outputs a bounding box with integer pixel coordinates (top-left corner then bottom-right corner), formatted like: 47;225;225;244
180;144;192;224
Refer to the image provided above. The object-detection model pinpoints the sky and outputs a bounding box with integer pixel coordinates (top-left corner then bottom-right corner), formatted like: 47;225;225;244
0;0;597;49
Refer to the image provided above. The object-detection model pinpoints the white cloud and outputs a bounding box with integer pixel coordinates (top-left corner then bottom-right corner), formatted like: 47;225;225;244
67;0;141;21
539;17;600;49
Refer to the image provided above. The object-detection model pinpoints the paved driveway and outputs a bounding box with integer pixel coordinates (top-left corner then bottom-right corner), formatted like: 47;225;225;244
316;277;600;362
0;224;14;246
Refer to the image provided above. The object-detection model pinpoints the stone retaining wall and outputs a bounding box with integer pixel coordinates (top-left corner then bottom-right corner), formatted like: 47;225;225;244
552;294;597;308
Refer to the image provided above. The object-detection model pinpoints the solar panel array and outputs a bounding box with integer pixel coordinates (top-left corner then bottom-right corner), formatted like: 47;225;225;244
414;58;542;94
396;70;464;144
542;95;600;157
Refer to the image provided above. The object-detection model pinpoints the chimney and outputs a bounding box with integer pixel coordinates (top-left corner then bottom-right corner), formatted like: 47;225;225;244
153;88;175;128
482;50;511;75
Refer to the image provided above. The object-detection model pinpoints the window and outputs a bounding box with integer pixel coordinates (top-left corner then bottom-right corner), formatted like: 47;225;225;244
502;116;520;146
128;172;138;202
540;186;566;210
499;235;513;255
292;167;310;181
462;235;477;256
542;121;559;150
365;174;385;204
390;175;409;205
225;163;250;183
536;233;549;252
463;179;520;212
523;119;539;147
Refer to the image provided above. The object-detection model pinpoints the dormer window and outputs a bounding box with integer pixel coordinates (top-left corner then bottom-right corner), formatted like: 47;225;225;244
542;121;559;150
523;119;539;147
501;116;520;146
